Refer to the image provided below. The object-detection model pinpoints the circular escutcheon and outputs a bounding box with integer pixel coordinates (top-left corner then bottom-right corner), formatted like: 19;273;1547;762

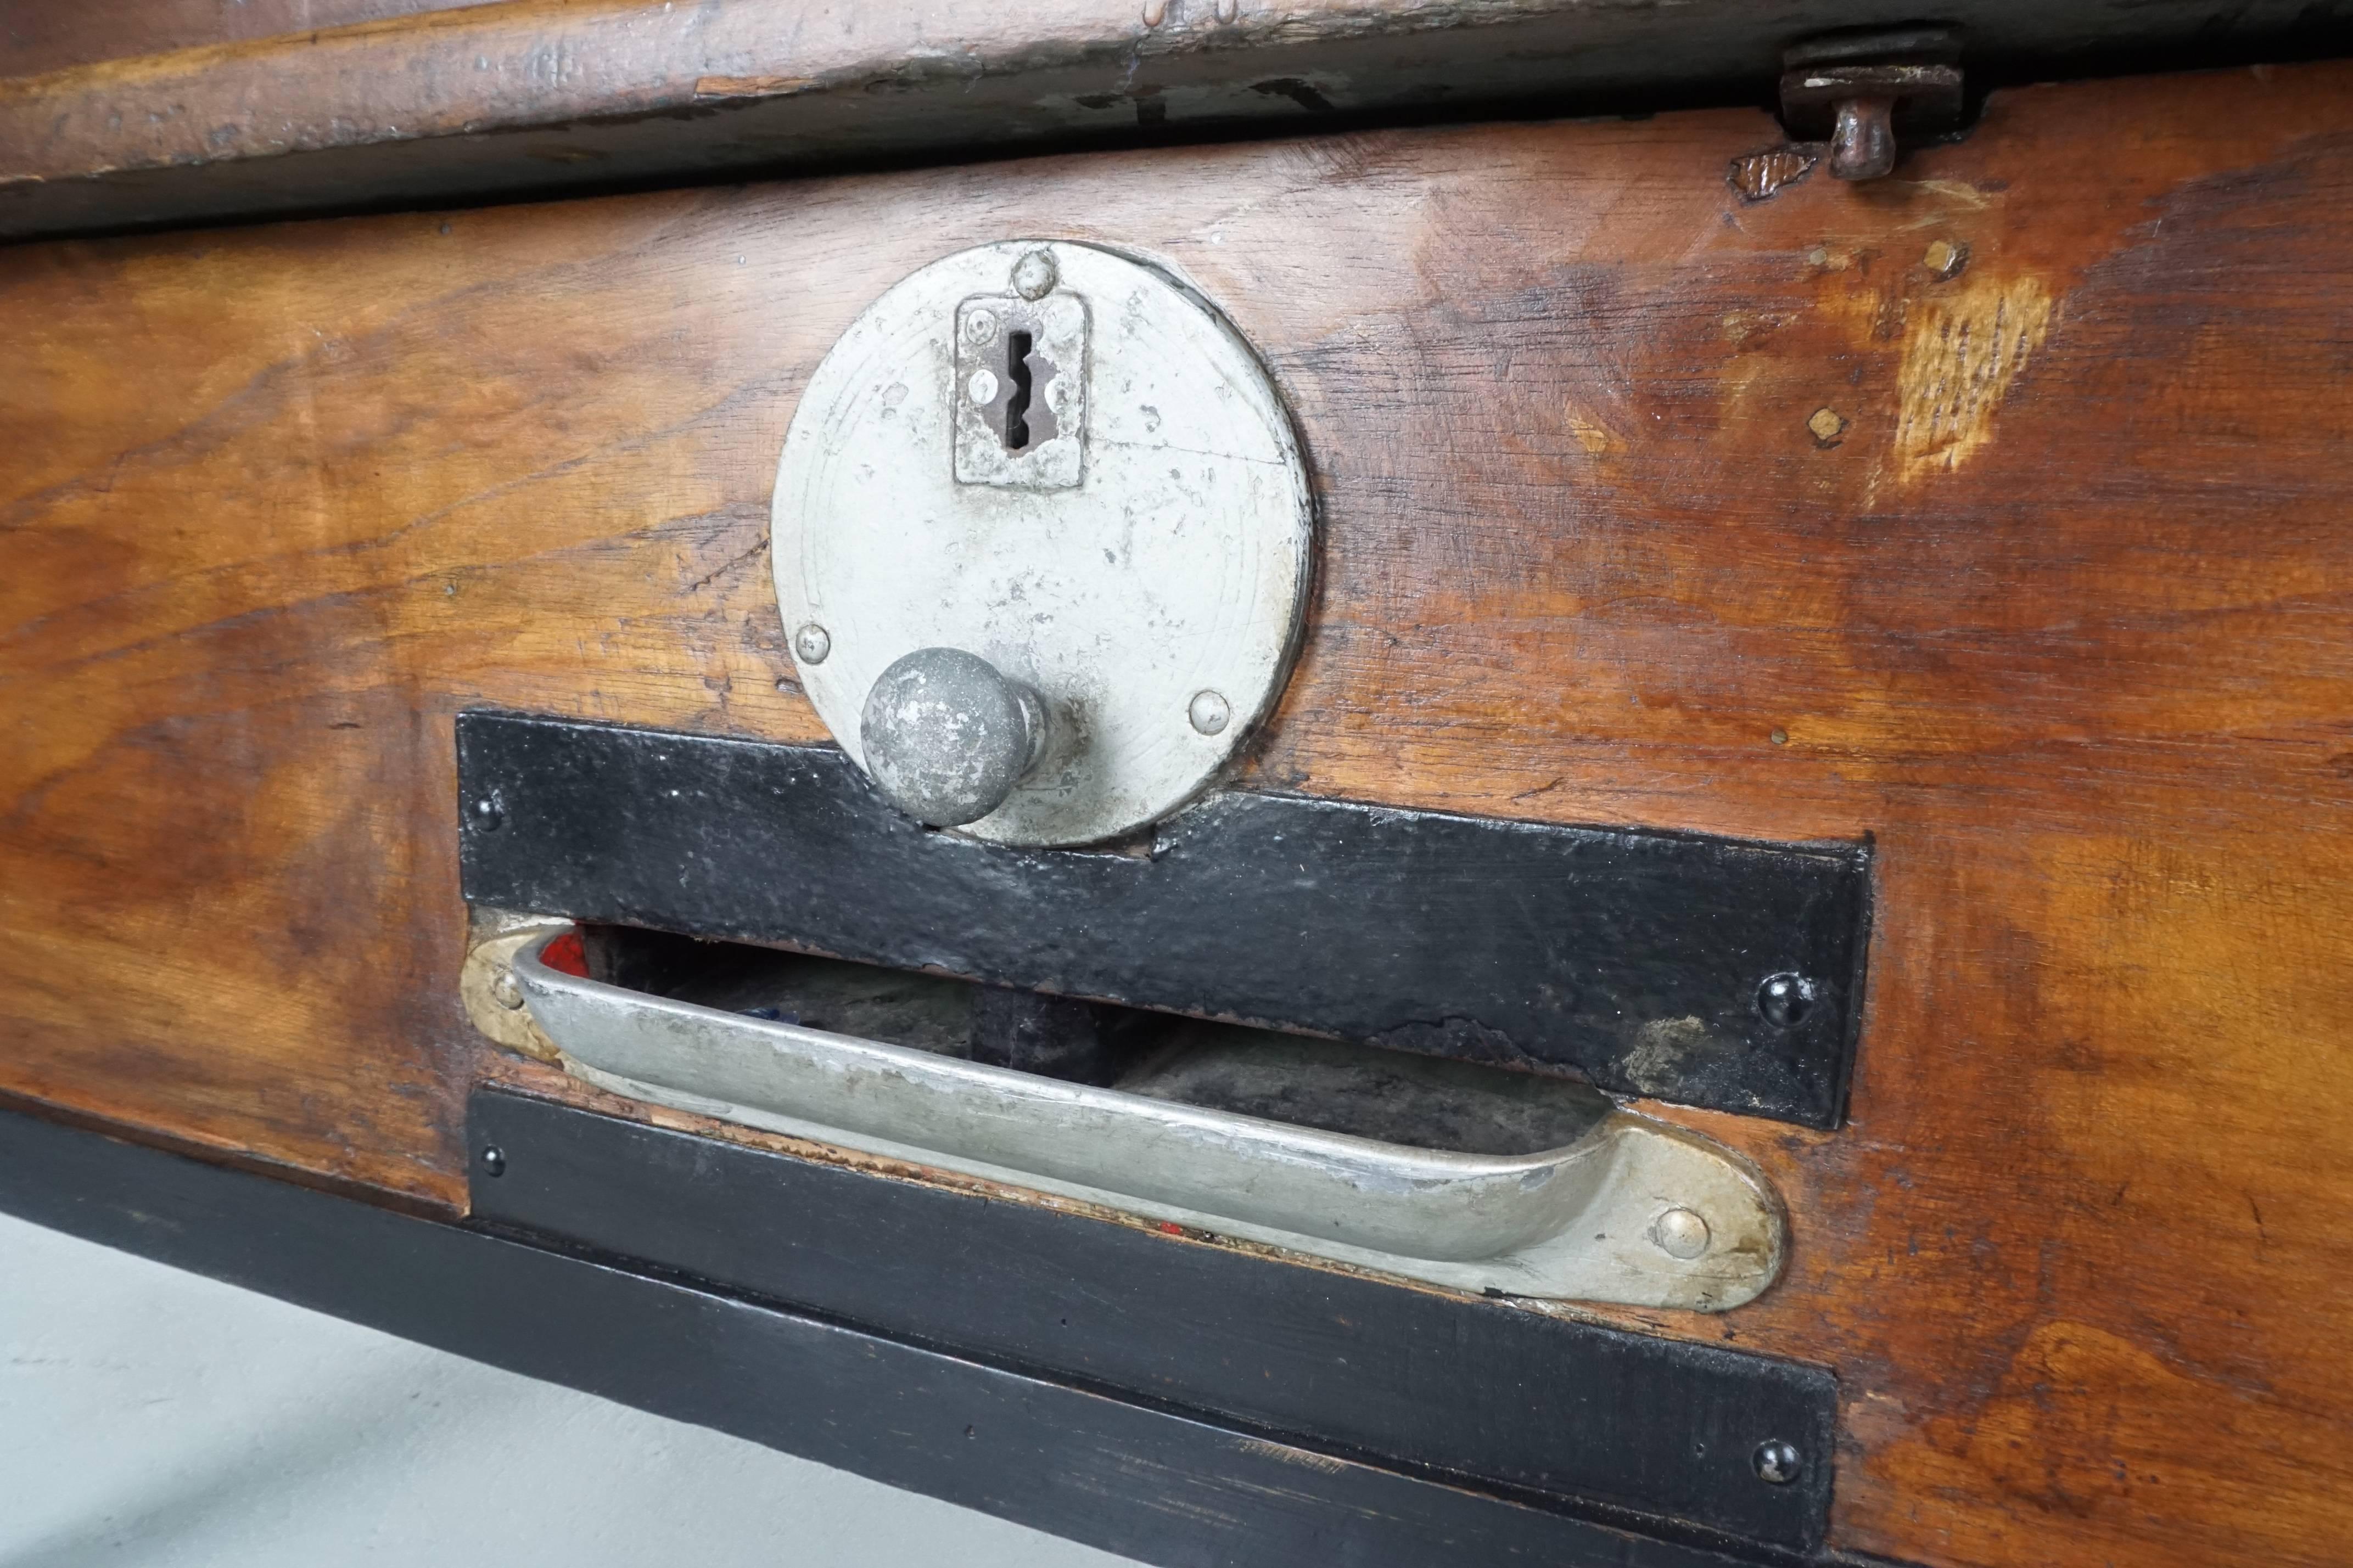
772;240;1313;847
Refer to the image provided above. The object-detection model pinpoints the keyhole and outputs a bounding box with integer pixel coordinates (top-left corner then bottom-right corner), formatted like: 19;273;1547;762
1004;330;1034;452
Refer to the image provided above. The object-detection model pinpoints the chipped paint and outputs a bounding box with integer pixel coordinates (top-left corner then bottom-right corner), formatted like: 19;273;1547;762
1623;1016;1716;1095
1891;276;2053;482
1233;1436;1352;1474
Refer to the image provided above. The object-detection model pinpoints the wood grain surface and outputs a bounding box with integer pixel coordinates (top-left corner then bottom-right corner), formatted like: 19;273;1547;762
0;0;491;79
5;60;2353;1567
6;0;2344;242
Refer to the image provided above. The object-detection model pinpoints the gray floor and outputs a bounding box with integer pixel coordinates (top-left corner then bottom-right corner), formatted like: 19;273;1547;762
0;1209;1140;1567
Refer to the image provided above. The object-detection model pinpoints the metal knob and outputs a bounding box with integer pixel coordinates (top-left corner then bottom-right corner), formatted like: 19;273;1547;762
860;648;1049;828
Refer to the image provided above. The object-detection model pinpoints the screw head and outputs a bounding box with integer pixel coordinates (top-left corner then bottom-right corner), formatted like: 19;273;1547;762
1753;1439;1803;1485
470;797;503;831
963;308;998;342
479;1145;506;1178
794;623;833;665
1756;972;1817;1030
1187;690;1231;735
489;968;524;1010
1651;1207;1711;1260
1011;249;1058;301
966;369;1000;407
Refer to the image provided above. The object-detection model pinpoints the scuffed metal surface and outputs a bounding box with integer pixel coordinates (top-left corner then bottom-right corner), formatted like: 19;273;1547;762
514;929;1788;1309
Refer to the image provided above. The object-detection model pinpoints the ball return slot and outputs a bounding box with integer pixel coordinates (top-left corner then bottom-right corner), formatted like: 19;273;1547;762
503;923;1788;1311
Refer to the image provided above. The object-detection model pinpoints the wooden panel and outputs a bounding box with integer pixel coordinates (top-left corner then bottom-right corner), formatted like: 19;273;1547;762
0;0;490;79
4;60;2352;1567
4;0;2343;241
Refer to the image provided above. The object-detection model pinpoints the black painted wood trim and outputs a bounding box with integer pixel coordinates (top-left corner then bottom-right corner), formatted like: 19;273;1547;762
468;1086;1838;1551
0;1101;1785;1568
455;712;1873;1128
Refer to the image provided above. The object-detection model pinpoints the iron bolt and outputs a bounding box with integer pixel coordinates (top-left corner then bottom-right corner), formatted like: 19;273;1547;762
1188;690;1231;736
1756;973;1816;1029
1753;1439;1803;1485
1829;97;1898;181
794;623;833;665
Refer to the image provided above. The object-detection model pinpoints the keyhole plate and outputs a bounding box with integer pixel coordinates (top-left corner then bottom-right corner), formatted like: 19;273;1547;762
773;240;1314;848
954;292;1085;488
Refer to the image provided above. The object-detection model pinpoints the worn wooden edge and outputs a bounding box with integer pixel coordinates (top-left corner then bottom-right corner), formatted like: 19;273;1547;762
0;1093;1802;1568
5;0;2349;241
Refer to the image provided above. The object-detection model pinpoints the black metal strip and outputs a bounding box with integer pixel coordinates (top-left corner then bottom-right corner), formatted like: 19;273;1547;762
455;712;1872;1128
468;1087;1837;1551
0;1103;1779;1568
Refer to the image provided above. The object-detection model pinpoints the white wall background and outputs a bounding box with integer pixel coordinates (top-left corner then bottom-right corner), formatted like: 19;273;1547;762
0;1210;1141;1568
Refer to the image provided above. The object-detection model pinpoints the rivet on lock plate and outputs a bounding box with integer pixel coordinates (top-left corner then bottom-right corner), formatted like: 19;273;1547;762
772;240;1313;848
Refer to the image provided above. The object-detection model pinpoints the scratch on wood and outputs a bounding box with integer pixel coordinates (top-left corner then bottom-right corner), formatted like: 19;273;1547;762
1891;275;2053;484
694;75;816;98
1232;1436;1351;1474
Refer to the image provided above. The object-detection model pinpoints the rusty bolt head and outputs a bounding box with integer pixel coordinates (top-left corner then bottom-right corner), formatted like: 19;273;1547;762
1923;239;1970;280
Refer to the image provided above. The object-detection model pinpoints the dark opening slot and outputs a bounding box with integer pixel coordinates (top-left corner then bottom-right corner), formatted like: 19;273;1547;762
1003;329;1034;451
578;926;1610;1157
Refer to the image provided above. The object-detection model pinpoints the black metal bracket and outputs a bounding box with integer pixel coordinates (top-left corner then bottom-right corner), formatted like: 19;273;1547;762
455;712;1874;1128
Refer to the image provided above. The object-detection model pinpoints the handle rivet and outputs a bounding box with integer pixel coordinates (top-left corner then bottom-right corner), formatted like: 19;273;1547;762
1756;972;1816;1029
794;623;833;665
1753;1439;1803;1485
479;1145;507;1178
1652;1207;1711;1259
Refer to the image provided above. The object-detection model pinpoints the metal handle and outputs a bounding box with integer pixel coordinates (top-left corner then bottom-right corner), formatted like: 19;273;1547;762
858;647;1050;827
511;932;1784;1310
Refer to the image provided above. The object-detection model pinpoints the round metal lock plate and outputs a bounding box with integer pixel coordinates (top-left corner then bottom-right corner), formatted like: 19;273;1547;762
772;240;1312;847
